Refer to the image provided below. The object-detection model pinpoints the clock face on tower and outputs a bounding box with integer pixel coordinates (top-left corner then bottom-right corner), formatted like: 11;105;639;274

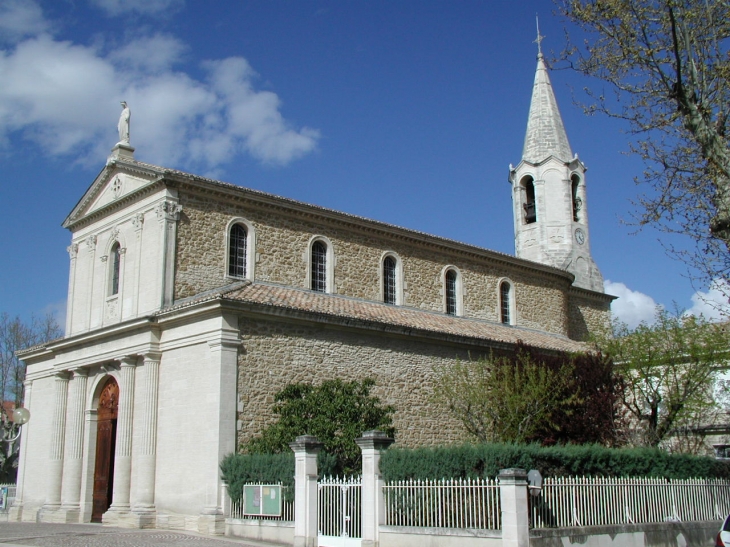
575;228;585;245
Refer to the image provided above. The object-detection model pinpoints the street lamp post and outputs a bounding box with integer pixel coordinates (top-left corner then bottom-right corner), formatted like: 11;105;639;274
1;407;31;458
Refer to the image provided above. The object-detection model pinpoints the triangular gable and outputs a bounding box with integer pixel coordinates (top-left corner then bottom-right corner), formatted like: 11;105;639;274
62;160;163;229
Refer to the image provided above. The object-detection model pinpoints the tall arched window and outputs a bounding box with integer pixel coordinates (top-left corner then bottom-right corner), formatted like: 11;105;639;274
383;256;397;305
311;241;327;292
228;224;247;278
109;242;121;296
571;174;582;222
522;176;536;224
445;269;458;315
500;281;512;324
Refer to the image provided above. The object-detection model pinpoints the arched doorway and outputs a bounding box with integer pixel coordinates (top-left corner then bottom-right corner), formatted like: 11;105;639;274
92;377;118;522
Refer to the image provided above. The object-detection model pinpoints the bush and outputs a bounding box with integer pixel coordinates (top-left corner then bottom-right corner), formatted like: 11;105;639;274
220;451;340;502
380;443;730;481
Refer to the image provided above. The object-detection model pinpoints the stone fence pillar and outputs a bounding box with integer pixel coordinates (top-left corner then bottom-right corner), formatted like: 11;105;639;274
290;435;322;547
499;468;530;547
356;430;394;547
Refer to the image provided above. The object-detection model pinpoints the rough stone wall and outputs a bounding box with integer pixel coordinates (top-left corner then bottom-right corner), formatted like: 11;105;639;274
237;316;483;449
176;190;575;337
568;293;611;341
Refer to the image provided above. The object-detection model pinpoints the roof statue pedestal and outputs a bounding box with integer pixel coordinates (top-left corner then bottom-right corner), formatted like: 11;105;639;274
109;101;134;162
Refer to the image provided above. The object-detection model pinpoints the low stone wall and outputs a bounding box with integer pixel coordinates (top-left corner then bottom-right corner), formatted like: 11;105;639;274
531;520;720;547
380;525;502;547
225;518;294;544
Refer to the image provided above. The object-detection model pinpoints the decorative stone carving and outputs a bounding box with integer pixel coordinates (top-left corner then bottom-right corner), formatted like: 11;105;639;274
156;200;182;222
85;235;97;250
100;255;108;263
111;176;123;198
132;213;144;231
67;243;79;259
110;227;120;242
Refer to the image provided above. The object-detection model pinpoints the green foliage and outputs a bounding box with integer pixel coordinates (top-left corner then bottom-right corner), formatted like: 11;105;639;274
433;344;623;445
220;452;295;503
561;1;730;295
244;378;395;475
220;451;340;503
380;442;730;482
593;308;730;450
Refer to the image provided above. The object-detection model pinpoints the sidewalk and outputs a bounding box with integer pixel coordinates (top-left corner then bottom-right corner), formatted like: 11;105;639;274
0;523;290;547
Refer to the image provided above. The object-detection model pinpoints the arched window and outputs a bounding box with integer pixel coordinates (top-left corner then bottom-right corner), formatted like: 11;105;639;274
571;174;582;222
311;241;327;292
445;269;458;315
109;242;121;296
383;256;397;305
228;224;247;278
500;281;512;325
522;176;536;224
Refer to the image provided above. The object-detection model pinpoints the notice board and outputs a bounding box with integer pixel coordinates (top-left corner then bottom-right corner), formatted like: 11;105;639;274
243;484;282;517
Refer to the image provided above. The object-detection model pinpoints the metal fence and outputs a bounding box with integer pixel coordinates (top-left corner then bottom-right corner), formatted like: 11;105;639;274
228;484;294;521
383;477;501;530
531;477;730;528
318;475;362;541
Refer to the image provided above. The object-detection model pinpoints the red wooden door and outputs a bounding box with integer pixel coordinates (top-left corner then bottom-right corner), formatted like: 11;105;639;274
92;378;118;522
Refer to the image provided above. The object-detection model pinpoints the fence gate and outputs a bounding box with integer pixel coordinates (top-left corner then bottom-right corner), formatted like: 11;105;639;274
318;476;362;547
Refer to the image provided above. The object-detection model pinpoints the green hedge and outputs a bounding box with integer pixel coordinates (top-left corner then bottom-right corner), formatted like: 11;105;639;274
220;452;339;502
380;443;730;481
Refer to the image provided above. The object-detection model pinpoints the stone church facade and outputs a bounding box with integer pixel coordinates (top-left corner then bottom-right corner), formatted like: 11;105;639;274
12;49;613;531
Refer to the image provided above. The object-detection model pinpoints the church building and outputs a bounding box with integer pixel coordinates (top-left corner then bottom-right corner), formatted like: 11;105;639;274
12;48;613;531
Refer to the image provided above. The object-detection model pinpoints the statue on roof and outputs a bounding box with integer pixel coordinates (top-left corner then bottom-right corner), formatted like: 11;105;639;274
118;101;130;145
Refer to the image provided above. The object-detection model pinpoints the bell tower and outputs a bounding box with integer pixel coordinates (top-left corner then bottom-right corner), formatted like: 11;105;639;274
508;30;604;293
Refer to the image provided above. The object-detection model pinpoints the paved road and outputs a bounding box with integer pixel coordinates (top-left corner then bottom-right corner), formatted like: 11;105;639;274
0;523;287;547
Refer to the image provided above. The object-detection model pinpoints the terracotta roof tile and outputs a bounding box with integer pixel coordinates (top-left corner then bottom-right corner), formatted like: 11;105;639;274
214;282;587;353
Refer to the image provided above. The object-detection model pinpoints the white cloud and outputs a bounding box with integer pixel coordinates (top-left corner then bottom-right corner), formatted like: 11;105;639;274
89;0;184;16
0;0;49;43
686;279;730;320
0;10;319;169
604;280;659;329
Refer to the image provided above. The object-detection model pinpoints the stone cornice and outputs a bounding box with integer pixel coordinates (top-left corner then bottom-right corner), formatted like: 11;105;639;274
568;285;617;303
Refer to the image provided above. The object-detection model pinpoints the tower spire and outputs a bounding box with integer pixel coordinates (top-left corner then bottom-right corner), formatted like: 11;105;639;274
522;31;572;164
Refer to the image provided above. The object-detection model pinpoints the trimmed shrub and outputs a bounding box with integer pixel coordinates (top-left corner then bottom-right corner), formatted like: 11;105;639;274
380;443;730;481
220;451;340;502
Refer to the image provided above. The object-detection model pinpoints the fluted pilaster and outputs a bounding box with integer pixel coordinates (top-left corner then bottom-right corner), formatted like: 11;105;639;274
45;373;70;509
61;369;88;514
134;353;160;514
107;356;137;514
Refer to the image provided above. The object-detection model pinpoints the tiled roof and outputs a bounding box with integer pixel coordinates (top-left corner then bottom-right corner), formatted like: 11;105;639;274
206;282;588;353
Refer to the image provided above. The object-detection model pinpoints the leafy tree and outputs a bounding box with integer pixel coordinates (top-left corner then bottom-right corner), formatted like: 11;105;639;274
433;344;623;445
593;308;730;450
244;378;395;475
559;0;730;305
0;312;62;482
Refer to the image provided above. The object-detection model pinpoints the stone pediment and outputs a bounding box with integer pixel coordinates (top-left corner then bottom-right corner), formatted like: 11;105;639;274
63;160;163;229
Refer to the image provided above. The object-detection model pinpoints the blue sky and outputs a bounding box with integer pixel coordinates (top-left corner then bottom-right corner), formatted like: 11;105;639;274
0;0;727;331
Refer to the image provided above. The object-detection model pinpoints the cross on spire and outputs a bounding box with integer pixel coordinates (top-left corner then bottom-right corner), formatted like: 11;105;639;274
535;14;545;57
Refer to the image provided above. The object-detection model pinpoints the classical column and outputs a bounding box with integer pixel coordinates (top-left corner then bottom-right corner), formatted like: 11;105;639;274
44;373;70;510
107;356;137;514
499;468;530;547
356;430;395;547
290;435;322;547
60;369;88;521
133;353;160;520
